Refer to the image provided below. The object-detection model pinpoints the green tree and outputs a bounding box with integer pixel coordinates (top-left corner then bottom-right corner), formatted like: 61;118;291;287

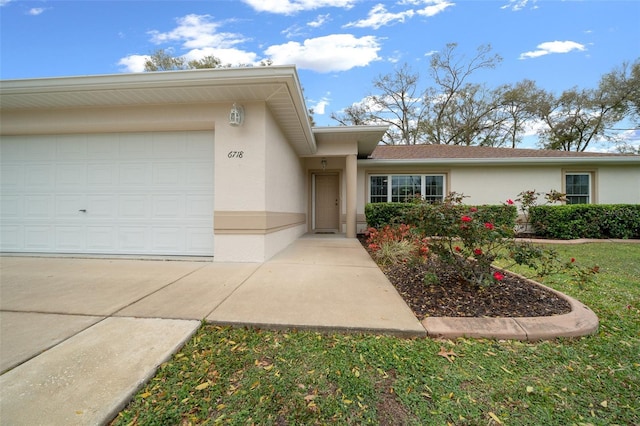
533;59;639;151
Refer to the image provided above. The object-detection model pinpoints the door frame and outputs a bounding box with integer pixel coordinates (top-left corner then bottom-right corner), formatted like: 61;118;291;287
310;171;341;233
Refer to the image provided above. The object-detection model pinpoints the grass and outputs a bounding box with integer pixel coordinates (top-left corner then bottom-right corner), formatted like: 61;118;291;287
111;243;639;425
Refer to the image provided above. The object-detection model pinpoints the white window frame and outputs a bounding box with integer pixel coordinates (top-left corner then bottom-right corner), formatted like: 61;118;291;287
564;172;592;204
369;174;446;203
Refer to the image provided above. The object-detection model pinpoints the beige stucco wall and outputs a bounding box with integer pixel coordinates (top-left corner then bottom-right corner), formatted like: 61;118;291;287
3;102;309;262
357;163;640;231
595;165;640;204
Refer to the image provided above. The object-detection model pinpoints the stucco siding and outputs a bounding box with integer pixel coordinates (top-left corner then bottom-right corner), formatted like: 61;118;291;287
451;166;561;205
597;165;640;204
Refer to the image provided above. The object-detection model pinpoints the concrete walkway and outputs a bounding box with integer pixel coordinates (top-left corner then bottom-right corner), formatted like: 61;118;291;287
0;236;424;425
0;235;606;425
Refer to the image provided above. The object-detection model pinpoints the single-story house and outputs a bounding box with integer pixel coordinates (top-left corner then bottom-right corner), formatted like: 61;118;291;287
2;66;639;262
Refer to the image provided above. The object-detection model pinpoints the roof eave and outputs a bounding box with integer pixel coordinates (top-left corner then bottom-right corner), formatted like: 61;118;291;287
359;157;640;166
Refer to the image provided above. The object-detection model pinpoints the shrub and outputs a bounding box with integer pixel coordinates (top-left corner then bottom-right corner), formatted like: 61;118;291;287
365;200;517;234
365;224;429;266
364;203;408;229
530;204;640;239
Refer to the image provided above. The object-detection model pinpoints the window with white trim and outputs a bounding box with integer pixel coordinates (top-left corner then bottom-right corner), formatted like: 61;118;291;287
565;173;591;204
369;174;445;203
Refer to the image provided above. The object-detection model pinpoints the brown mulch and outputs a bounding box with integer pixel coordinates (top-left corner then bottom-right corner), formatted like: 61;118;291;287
359;237;571;319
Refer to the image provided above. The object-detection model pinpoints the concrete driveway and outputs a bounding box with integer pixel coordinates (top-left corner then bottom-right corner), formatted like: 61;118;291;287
0;236;424;425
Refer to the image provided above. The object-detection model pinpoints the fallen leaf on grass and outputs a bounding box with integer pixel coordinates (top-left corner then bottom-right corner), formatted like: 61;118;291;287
195;382;209;391
488;411;503;424
437;346;460;363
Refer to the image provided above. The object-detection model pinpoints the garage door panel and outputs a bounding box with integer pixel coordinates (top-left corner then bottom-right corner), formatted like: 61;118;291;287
25;165;53;189
1;131;214;256
188;163;214;186
152;195;184;218
87;135;118;159
119;134;152;159
119;163;151;186
153;163;183;186
87;226;117;251
1;195;22;218
55;195;86;217
88;164;118;186
55;226;84;250
119;195;149;218
24;195;53;218
153;133;186;158
1;164;23;189
186;195;213;218
119;227;149;252
152;227;185;253
56;135;87;159
1;225;23;250
186;227;214;253
187;135;214;157
87;195;117;218
56;164;87;188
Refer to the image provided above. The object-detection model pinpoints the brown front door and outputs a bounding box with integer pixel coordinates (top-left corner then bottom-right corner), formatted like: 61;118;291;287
315;174;339;231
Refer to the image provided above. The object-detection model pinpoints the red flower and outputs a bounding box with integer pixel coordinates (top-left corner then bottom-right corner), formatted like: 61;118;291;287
461;216;472;222
454;246;462;252
493;271;504;281
484;222;495;230
474;248;483;256
506;199;514;205
470;207;478;212
570;257;576;263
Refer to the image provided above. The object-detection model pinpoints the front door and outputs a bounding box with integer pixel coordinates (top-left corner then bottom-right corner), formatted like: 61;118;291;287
315;174;339;231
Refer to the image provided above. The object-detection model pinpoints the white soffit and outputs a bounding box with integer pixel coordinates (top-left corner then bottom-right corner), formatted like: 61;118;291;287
0;66;316;155
313;125;387;158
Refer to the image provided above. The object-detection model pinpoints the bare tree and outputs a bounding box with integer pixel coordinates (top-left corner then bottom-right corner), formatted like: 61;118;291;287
422;43;503;145
331;63;427;145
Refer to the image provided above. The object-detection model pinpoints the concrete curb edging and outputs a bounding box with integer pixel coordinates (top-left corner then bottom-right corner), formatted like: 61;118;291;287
421;272;599;341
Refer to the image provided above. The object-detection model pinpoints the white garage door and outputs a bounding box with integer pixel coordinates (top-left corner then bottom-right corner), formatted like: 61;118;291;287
1;131;214;256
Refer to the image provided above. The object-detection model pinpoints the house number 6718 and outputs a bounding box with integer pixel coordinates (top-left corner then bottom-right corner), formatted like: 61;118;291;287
227;151;244;159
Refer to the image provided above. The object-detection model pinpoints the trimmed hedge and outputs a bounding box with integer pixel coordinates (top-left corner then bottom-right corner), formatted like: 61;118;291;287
529;204;640;239
365;202;517;236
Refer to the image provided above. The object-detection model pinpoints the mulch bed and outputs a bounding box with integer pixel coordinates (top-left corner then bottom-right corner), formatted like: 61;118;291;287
359;237;571;319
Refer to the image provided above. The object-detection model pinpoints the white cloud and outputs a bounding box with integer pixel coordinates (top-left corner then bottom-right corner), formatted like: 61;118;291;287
308;13;330;28
118;55;149;73
27;7;46;15
310;94;331;114
265;34;381;72
415;0;454;17
0;0;13;6
242;0;356;15
345;4;415;29
183;48;258;67
501;0;537;11
148;14;245;50
345;1;452;29
519;40;586;60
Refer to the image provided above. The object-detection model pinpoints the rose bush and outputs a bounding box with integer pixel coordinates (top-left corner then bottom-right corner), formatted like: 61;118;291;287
366;192;599;288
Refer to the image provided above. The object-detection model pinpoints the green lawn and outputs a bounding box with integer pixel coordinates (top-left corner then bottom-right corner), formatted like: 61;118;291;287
111;243;639;425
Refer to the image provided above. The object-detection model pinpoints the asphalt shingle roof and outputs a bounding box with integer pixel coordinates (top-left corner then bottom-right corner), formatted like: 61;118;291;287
370;144;634;160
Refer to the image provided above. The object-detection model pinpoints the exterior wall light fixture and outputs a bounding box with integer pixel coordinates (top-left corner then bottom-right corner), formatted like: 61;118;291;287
229;103;244;127
321;158;327;171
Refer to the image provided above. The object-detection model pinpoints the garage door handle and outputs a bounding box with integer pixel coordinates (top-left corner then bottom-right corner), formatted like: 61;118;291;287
79;209;87;213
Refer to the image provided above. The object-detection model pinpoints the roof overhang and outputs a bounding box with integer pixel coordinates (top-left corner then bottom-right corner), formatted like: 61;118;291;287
0;66;316;155
312;125;388;158
359;156;640;166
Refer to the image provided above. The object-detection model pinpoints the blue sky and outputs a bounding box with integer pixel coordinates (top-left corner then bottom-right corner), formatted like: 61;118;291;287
1;0;639;147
